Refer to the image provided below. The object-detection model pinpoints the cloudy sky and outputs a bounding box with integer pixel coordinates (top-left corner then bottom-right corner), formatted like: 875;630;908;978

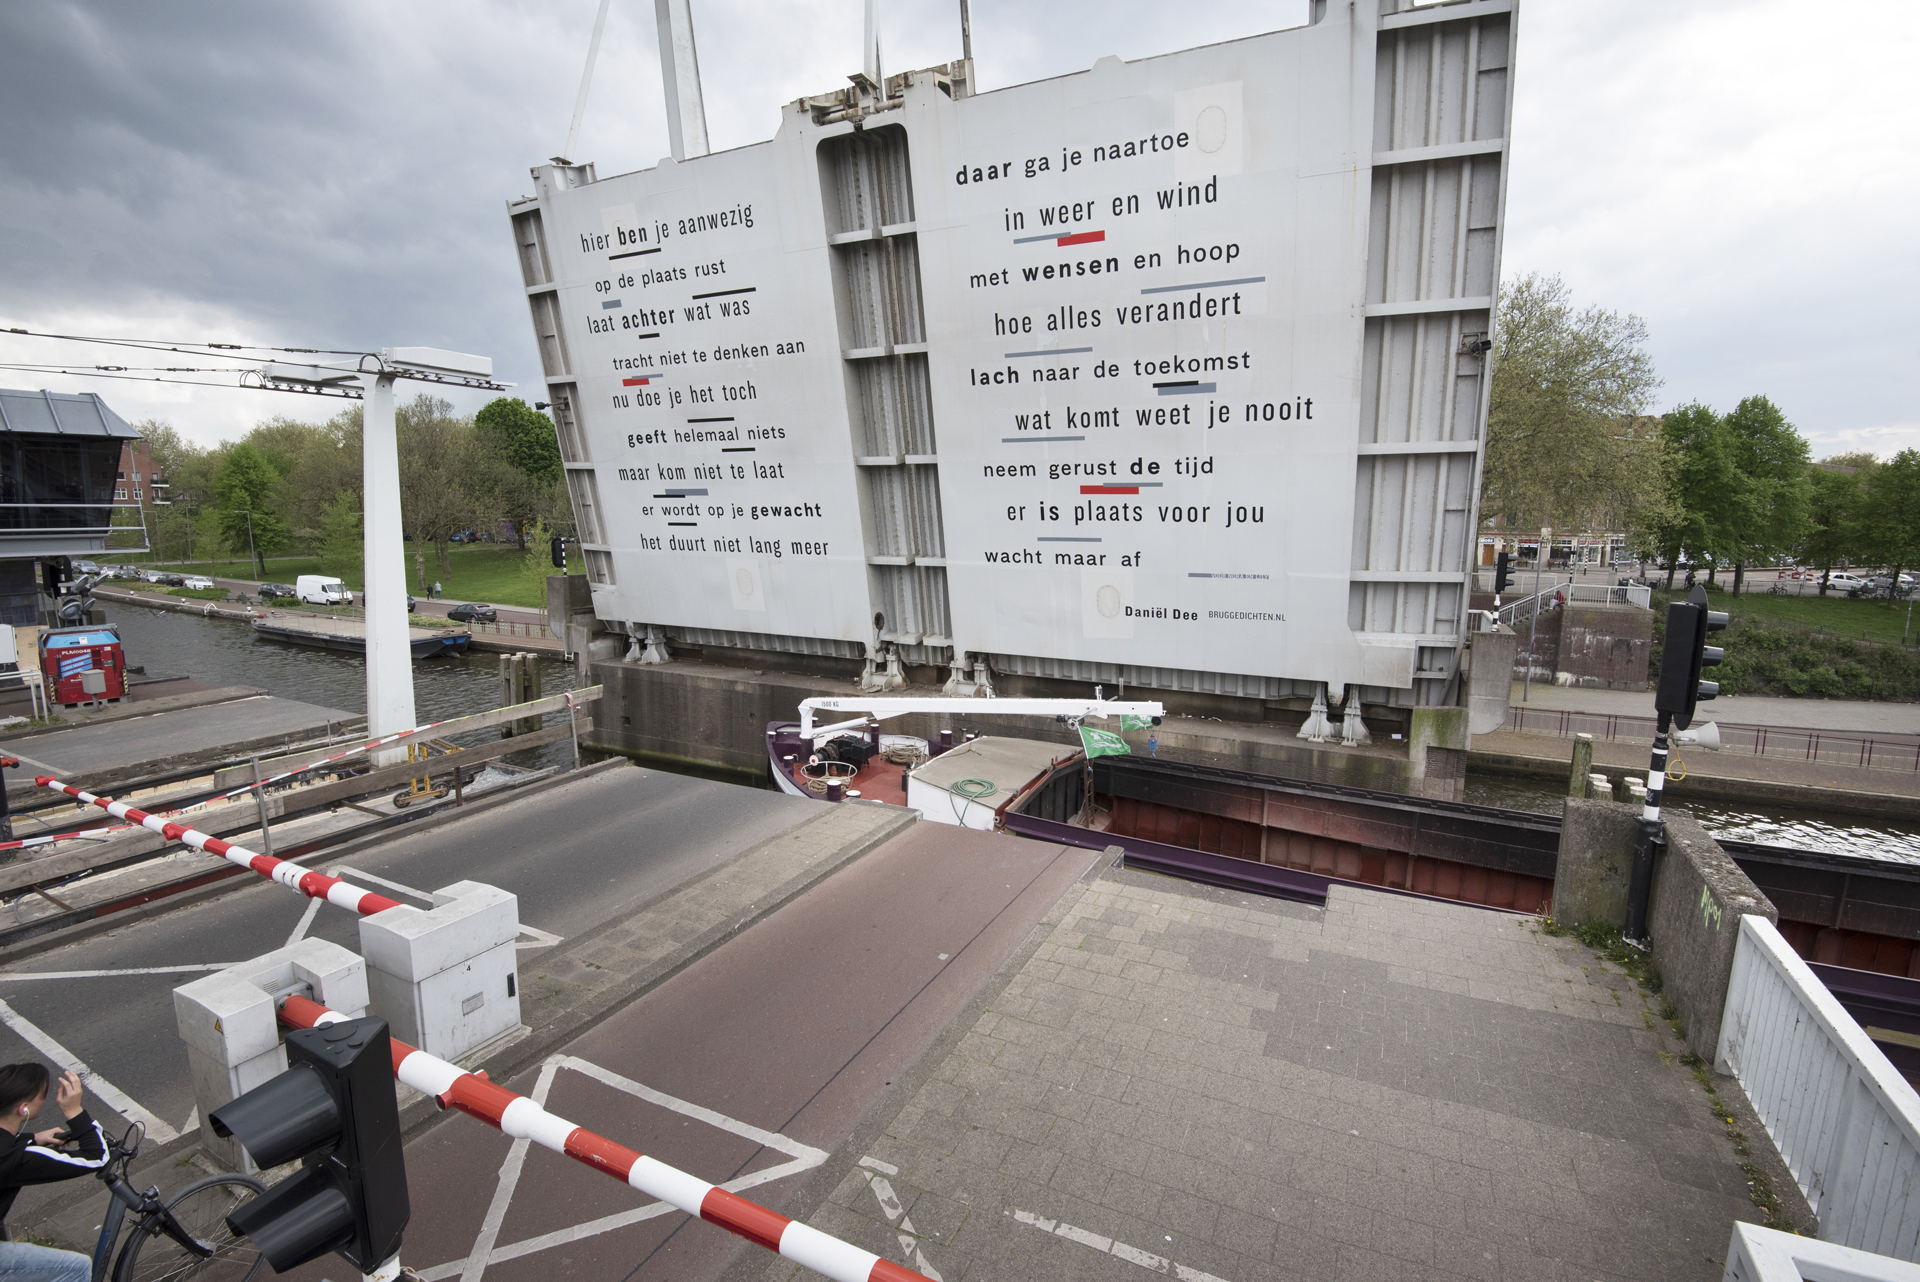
1;0;1913;459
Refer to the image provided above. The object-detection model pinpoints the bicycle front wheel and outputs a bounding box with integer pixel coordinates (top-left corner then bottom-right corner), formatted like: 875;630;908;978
113;1174;267;1282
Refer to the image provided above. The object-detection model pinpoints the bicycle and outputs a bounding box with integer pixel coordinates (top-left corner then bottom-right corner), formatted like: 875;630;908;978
78;1119;266;1282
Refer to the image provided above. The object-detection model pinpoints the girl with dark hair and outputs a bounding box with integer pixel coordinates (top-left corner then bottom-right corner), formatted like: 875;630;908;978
0;1064;106;1282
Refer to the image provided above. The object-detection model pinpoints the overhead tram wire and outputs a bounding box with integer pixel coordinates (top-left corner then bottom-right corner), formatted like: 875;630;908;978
0;328;510;398
0;325;367;358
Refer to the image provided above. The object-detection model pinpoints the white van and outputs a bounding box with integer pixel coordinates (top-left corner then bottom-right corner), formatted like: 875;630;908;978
295;575;354;606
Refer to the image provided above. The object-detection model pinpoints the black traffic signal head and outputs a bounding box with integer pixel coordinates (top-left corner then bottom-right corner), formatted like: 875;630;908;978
1654;585;1729;730
1493;551;1513;595
550;534;566;568
212;1017;409;1274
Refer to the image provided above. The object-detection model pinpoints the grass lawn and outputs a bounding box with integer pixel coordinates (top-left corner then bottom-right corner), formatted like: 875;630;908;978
1694;584;1919;647
101;542;561;610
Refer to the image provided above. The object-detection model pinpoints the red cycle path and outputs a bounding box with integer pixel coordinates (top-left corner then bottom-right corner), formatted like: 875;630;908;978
281;819;1099;1282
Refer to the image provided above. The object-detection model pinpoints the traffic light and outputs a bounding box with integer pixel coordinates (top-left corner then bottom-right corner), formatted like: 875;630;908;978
1493;551;1513;596
550;534;566;569
211;1017;409;1274
1653;584;1728;730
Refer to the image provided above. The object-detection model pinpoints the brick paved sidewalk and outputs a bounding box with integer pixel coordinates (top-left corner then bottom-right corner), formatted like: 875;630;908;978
757;878;1770;1282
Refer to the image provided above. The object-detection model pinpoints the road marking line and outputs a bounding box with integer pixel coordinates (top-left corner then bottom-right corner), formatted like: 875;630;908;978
285;895;324;947
0;965;231;982
515;924;563;951
0;998;177;1143
416;1053;830;1282
861;1161;944;1280
452;1058;561;1282
1008;1209;1229;1282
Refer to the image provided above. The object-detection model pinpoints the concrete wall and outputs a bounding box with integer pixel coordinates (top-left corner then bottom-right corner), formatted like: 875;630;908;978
1554;603;1652;691
1510;602;1651;691
1649;810;1778;1058
1465;629;1516;736
1550;797;1641;930
582;657;1422;793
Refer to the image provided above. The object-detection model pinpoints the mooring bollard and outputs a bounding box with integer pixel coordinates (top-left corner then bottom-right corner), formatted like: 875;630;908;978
173;938;368;1172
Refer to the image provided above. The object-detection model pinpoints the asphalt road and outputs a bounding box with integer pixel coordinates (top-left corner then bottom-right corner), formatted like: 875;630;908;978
6;694;355;779
279;819;1100;1282
0;764;815;1214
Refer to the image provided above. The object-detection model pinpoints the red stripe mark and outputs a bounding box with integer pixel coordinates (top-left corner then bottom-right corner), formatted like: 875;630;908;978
871;1262;929;1282
1057;230;1105;247
1080;485;1138;495
621;377;651;386
564;1129;639;1181
702;1188;790;1252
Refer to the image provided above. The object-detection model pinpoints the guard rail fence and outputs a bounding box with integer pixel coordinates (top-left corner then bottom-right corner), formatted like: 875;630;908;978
1717;914;1920;1258
1502;706;1920;774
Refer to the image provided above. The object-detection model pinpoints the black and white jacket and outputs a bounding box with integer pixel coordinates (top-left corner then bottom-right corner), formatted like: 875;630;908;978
0;1111;108;1234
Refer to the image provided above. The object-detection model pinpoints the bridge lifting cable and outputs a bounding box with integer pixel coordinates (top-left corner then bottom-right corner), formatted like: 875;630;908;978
32;776;405;917
278;993;932;1282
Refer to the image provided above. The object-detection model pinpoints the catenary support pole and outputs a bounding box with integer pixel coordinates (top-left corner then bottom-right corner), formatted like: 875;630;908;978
361;370;416;767
277;995;930;1282
655;0;710;161
1625;711;1671;941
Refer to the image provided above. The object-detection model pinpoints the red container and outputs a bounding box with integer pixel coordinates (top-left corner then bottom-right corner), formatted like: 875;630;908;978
39;624;127;707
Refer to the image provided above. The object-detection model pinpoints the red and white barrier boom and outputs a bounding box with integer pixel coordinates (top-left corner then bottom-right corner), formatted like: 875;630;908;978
278;994;927;1282
33;777;403;916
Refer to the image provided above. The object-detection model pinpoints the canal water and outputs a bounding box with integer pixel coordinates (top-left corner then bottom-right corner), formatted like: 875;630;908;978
1466;773;1920;865
105;605;1920;864
107;606;578;773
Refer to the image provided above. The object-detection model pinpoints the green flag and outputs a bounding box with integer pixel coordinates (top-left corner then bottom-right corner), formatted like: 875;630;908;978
1119;714;1155;731
1078;725;1131;758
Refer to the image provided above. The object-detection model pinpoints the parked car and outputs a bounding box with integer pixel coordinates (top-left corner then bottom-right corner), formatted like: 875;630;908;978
135;568;163;583
72;560;101;575
258;582;296;600
407;595;417;612
446;602;497;624
1824;572;1869;594
1867;574;1915;598
181;575;215;590
155;572;187;587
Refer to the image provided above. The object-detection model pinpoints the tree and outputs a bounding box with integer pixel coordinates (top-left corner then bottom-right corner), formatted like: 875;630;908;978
1652;403;1740;587
1863;450;1920;601
318;492;363;584
1802;453;1874;594
213;442;291;576
396;395;478;587
1482;273;1665;536
1718;395;1812;595
474;398;563;548
475;398;562;485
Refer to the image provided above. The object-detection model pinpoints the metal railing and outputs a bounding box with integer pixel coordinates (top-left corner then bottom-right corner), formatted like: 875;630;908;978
1717;915;1920;1258
1724;1222;1920;1281
1501;705;1920;773
464;618;553;641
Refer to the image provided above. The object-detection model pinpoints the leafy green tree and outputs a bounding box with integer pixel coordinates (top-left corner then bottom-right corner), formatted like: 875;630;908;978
1863;449;1920;599
475;397;564;548
1803;454;1875;594
1483;273;1665;536
212;442;291;576
1652;403;1740;587
1719;395;1812;595
318;492;363;584
475;397;562;485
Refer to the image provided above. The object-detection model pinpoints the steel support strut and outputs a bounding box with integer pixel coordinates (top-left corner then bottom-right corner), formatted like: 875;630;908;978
1625;711;1671;941
276;996;930;1282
